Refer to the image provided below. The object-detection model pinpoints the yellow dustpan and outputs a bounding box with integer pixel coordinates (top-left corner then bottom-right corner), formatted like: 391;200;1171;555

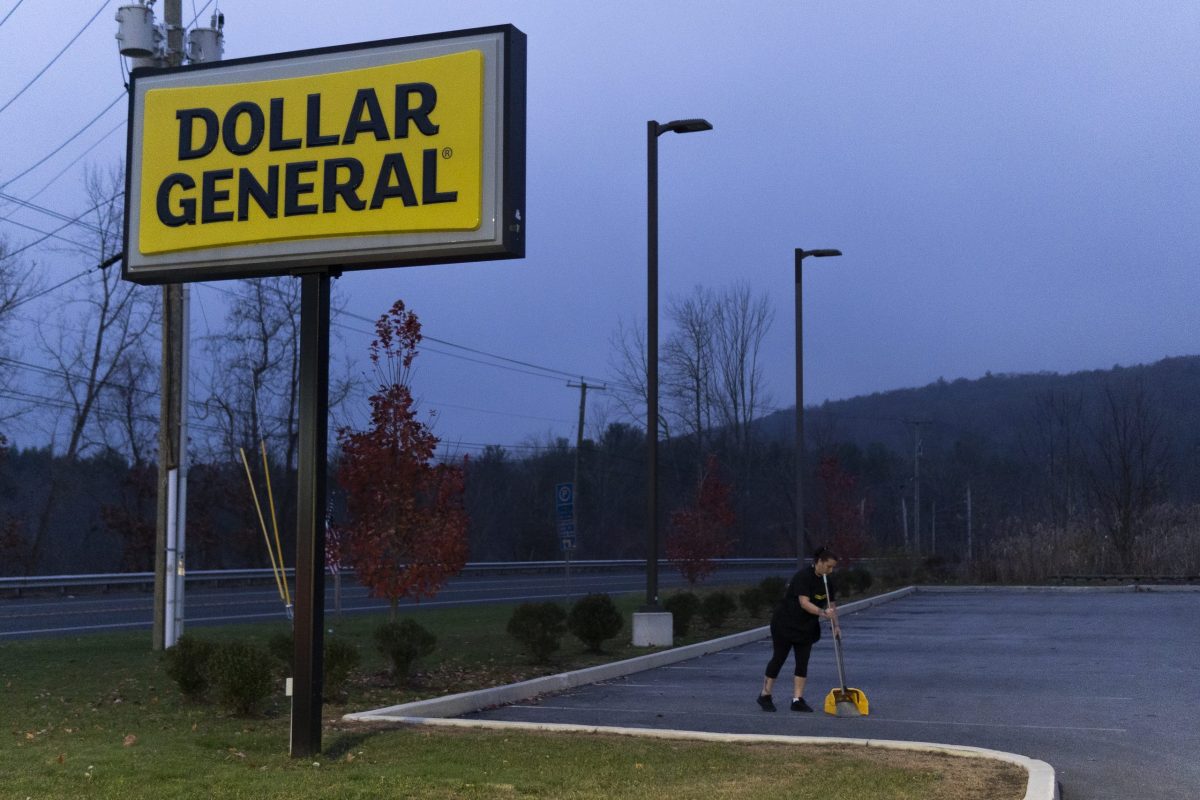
822;574;869;717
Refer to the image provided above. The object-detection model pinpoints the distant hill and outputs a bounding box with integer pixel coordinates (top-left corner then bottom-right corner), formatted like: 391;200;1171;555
754;355;1200;497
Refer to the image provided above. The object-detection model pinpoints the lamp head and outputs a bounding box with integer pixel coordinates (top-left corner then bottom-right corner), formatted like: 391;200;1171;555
657;118;713;136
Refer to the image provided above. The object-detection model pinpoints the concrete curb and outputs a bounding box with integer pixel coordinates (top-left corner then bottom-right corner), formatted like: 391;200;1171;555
346;716;1058;800
345;585;917;721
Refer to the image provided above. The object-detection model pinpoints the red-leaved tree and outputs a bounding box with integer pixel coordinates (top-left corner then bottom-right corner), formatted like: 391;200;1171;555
666;454;736;586
334;300;469;618
818;454;868;563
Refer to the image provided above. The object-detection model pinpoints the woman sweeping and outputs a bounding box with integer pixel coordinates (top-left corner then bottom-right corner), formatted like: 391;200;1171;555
756;546;838;712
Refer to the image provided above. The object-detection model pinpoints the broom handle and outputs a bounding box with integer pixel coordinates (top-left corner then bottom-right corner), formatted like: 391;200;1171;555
823;573;849;692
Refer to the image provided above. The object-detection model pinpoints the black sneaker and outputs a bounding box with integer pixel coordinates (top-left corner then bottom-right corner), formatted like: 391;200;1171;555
790;698;814;712
756;694;776;712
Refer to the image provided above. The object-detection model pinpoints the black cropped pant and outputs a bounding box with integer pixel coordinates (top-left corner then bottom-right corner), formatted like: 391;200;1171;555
764;636;815;679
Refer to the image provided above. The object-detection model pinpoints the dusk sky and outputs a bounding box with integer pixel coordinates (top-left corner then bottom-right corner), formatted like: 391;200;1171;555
2;1;1198;455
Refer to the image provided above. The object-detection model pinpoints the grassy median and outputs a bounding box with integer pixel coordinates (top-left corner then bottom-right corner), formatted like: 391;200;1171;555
1;590;1025;799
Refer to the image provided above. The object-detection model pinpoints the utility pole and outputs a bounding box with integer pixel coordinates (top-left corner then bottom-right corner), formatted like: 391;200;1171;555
119;0;223;650
566;380;604;596
931;499;937;555
152;0;187;652
905;419;929;556
966;483;973;564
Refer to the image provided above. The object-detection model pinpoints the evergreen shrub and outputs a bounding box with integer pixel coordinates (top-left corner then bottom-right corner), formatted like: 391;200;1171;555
663;592;700;638
700;590;736;628
162;634;215;701
209;640;275;716
374;619;437;684
506;601;568;662
567;593;623;653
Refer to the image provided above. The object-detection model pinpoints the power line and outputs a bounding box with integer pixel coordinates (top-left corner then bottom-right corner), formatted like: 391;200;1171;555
0;0;26;28
0;91;124;191
0;216;90;250
0;190;108;235
27;117;126;201
0;0;112;117
0;192;122;263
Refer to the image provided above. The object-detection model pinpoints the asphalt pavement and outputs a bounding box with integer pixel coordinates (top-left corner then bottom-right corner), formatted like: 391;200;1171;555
454;587;1200;800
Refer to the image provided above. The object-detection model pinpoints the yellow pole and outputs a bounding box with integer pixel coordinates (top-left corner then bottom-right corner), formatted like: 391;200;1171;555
239;447;287;605
260;440;292;607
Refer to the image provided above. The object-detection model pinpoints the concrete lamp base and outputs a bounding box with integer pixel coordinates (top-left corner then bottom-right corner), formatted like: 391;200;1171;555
632;611;674;647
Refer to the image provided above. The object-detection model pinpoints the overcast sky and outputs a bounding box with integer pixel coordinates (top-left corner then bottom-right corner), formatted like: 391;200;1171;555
1;1;1198;455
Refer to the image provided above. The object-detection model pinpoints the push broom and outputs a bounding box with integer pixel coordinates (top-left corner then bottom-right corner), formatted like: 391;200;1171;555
822;573;869;717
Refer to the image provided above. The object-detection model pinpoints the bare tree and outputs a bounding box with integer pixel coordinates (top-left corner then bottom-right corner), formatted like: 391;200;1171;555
607;317;666;437
1083;376;1171;559
0;236;40;424
197;277;360;467
711;282;774;453
27;165;158;571
200;277;303;466
662;286;716;453
608;283;774;454
1019;387;1085;527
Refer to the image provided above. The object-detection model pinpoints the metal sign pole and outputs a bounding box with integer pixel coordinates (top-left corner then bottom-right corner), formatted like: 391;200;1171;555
290;271;330;758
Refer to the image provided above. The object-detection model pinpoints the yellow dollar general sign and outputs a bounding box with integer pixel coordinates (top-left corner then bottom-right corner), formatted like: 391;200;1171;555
123;26;525;283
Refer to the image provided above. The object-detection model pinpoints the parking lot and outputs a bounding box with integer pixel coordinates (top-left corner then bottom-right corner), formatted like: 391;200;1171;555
464;588;1200;800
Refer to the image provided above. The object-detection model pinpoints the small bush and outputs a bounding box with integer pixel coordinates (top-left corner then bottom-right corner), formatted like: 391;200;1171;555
209;640;275;716
323;636;361;701
663;592;700;638
700;590;736;628
739;585;768;618
374;619;437;684
162;634;215;701
759;575;787;605
507;601;568;662
567;593;624;653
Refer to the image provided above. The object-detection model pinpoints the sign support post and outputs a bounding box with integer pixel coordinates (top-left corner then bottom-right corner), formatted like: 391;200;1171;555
290;270;331;758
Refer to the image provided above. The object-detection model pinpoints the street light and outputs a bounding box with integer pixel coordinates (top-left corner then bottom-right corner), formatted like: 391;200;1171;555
646;118;712;613
794;247;842;568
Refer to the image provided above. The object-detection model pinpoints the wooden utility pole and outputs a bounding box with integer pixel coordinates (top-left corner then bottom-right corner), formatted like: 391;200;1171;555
567;380;605;594
152;0;188;652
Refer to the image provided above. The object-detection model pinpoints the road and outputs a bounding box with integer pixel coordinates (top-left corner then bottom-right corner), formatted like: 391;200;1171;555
0;564;785;639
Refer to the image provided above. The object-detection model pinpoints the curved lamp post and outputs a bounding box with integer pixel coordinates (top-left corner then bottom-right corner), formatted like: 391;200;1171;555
794;247;841;568
645;118;712;612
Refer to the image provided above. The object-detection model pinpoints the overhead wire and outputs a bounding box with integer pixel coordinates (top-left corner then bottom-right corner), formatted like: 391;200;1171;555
0;0;25;28
0;91;125;191
27;117;126;201
1;191;123;264
0;0;111;117
0;216;90;250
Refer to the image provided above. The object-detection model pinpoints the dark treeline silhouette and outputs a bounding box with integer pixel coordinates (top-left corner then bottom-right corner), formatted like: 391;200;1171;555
3;355;1199;578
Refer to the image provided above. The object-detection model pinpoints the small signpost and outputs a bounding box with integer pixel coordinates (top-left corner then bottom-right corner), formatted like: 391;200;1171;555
556;482;575;594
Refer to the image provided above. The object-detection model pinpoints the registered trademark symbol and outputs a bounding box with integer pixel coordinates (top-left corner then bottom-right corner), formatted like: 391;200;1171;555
441;147;453;159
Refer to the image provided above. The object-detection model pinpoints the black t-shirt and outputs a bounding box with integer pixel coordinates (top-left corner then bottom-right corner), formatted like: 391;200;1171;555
770;567;836;643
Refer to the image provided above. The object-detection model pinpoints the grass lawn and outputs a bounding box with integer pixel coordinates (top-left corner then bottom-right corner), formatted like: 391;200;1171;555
1;587;1026;799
